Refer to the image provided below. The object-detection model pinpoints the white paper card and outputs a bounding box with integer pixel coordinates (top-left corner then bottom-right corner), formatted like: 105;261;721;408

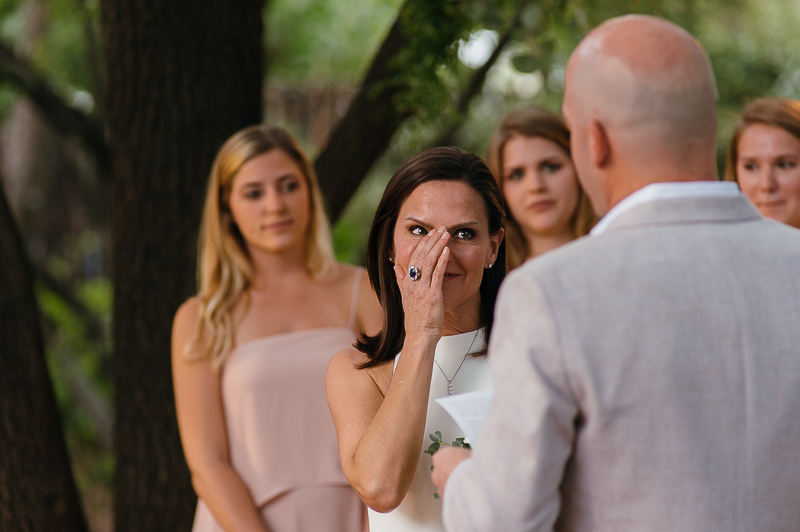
435;389;495;448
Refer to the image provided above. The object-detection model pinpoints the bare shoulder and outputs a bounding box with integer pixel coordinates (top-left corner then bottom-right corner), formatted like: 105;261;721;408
172;297;201;361
175;296;200;320
326;262;381;335
315;263;381;332
336;262;359;277
173;297;200;333
317;262;357;287
312;263;358;300
323;263;371;292
327;346;369;381
326;346;393;398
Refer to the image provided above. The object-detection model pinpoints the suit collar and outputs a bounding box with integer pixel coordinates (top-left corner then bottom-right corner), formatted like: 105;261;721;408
594;193;762;234
592;181;743;235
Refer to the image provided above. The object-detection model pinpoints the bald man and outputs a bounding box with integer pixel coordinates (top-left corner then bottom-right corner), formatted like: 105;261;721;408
432;15;800;532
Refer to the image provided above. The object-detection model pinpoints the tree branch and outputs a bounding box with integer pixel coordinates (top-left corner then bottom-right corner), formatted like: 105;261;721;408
34;265;108;345
315;0;475;223
73;0;106;115
34;267;113;452
434;10;522;147
0;39;109;175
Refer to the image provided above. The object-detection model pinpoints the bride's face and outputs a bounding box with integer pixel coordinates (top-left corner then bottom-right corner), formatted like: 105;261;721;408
392;180;502;318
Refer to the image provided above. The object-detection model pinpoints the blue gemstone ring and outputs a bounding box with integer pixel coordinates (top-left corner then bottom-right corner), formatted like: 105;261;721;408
408;266;421;281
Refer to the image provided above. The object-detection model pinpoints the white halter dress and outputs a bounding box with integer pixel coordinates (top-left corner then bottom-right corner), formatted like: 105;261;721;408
367;330;493;532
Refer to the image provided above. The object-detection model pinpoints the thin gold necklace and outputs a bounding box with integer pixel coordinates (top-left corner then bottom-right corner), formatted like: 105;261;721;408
433;329;481;395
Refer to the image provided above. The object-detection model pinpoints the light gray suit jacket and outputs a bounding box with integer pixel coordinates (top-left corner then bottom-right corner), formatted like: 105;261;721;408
443;194;800;531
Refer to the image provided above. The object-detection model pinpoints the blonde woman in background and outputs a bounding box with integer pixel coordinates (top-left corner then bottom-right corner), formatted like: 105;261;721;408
172;125;381;532
489;107;596;270
725;97;800;230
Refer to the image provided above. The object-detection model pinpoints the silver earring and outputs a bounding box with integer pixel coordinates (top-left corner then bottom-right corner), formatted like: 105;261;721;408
487;263;493;269
388;257;393;263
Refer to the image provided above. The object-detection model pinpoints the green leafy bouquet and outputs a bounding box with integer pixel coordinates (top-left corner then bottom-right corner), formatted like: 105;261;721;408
424;430;470;499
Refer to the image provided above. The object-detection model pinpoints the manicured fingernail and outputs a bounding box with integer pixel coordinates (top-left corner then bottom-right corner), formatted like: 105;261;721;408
438;225;446;233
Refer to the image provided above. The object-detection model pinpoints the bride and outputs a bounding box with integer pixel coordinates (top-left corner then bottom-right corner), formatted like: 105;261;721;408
326;146;505;531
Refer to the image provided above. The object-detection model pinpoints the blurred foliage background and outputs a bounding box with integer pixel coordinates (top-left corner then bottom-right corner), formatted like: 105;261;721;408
0;0;798;529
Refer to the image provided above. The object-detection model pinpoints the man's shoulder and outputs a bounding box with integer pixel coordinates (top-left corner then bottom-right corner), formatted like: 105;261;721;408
506;216;800;297
512;234;608;279
500;236;608;305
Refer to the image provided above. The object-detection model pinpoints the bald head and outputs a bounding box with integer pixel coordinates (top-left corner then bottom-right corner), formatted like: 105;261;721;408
563;16;719;211
567;15;717;139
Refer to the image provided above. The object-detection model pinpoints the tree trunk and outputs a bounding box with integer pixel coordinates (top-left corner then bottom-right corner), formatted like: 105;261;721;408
0;178;88;531
100;1;265;529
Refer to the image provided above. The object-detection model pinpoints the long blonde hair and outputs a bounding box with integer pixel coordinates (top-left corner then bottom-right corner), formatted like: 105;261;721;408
187;125;336;369
489;107;596;271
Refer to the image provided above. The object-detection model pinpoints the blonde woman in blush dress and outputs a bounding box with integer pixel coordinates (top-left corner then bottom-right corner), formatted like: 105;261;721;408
489;107;597;270
725;97;800;230
171;125;381;532
326;147;505;532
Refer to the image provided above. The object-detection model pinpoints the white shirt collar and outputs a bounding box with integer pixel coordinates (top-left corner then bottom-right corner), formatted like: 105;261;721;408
590;181;741;236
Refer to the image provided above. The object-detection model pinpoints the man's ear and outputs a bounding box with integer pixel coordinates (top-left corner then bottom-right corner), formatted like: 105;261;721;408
588;119;610;168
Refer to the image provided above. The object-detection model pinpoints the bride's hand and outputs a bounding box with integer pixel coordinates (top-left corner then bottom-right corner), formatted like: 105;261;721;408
394;225;450;344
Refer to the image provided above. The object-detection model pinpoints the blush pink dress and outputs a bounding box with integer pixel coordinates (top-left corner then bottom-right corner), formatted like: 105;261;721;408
191;269;366;532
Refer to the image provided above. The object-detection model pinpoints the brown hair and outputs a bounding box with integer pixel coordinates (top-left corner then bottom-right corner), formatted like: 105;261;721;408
489;107;596;270
356;147;506;368
725;98;800;183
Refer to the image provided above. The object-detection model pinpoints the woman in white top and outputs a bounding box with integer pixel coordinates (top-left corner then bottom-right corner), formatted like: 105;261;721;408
326;147;505;531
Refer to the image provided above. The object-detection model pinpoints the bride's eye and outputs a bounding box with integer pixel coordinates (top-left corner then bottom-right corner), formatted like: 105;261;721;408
454;228;475;240
410;225;429;236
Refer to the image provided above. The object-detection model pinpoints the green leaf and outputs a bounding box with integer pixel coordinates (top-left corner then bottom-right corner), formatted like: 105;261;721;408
424;441;441;455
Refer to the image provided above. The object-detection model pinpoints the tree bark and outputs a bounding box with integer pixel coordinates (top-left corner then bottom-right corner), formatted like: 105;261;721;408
0;178;88;531
100;1;265;529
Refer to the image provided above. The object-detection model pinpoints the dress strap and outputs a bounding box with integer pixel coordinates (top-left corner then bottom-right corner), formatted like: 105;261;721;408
347;267;364;330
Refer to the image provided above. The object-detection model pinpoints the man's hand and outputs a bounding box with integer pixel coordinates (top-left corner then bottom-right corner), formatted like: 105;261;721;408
431;447;471;500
